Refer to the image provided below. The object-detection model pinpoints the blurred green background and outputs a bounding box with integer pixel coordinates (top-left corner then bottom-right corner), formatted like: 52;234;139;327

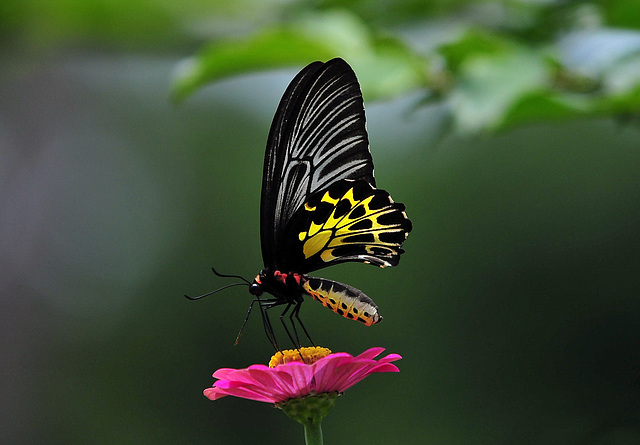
2;1;640;444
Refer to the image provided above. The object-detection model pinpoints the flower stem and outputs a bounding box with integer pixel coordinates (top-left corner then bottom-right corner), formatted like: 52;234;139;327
303;420;323;445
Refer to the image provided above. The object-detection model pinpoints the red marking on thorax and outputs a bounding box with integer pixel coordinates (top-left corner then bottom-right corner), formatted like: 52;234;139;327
273;270;287;284
273;270;303;286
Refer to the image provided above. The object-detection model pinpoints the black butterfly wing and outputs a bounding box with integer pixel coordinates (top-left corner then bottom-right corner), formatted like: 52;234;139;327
260;58;375;270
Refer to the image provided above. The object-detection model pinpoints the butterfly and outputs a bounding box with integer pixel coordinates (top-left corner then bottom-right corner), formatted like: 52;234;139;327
188;58;412;351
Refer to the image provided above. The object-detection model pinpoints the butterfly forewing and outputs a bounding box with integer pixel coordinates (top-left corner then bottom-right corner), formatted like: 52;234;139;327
260;58;375;269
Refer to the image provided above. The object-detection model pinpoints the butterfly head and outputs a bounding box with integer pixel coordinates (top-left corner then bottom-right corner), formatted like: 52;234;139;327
249;273;264;296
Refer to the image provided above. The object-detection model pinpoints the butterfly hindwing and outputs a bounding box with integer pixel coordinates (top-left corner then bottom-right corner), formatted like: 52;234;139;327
260;59;375;270
278;179;412;273
302;277;381;326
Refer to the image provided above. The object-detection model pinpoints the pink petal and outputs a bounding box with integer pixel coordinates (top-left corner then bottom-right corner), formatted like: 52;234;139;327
204;386;277;403
213;379;283;402
337;363;400;392
355;347;386;360
313;356;363;393
205;381;277;402
229;372;293;402
212;364;271;381
324;362;369;392
312;354;354;380
310;356;342;388
247;369;288;396
274;362;314;399
377;353;403;364
245;367;284;387
211;368;239;379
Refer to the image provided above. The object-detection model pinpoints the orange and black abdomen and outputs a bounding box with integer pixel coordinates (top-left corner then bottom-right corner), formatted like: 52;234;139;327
302;277;381;326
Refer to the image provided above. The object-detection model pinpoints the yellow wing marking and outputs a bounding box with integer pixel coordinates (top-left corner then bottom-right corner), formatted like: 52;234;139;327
299;186;405;261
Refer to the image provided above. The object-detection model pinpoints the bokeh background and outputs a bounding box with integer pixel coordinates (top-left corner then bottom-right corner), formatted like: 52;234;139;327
3;1;640;444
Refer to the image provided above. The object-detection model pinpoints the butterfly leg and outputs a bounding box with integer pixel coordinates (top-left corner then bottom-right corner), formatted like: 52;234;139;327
277;300;318;362
291;298;315;347
259;298;285;352
237;295;282;351
277;302;302;349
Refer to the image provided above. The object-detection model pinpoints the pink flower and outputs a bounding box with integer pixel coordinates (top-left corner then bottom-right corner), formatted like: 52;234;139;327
204;347;402;404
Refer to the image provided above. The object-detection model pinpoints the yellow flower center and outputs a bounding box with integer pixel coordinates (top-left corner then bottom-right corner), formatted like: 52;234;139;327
269;346;332;368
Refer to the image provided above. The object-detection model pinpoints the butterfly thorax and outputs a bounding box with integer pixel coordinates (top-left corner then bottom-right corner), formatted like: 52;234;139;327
249;269;307;302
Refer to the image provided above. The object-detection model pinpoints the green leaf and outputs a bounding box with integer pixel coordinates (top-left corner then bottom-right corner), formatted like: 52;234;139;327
171;28;335;101
171;9;428;102
595;83;640;117
438;29;515;74
499;91;594;130
447;48;549;133
557;29;640;79
496;75;640;132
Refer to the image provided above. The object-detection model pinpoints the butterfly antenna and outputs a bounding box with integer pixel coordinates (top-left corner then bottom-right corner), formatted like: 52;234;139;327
211;267;251;285
184;282;247;300
184;267;252;300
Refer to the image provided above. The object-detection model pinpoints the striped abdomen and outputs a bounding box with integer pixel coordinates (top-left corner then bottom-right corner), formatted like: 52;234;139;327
302;277;381;326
